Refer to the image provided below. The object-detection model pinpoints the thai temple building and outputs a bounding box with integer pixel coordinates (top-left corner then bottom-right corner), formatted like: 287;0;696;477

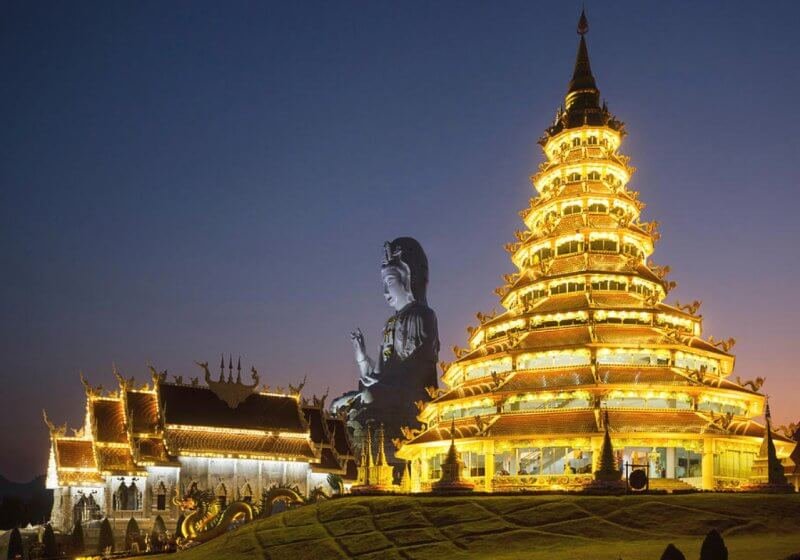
44;360;356;534
395;13;797;492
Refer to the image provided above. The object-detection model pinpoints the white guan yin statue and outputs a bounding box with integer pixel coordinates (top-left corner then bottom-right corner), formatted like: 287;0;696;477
331;237;440;463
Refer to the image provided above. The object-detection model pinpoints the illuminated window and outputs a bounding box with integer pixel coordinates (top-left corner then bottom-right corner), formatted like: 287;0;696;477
622;242;642;258
567;172;582;182
556;239;583;256
156;481;167;511
587;201;607;213
589;238;618;252
587;171;601;180
562;204;581;216
572;137;581;147
591;279;627;291
531;246;553;264
587;136;598;145
550;281;585;295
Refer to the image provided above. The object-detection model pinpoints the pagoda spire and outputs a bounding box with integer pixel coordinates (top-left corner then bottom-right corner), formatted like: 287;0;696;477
594;409;622;482
564;8;602;124
763;400;788;486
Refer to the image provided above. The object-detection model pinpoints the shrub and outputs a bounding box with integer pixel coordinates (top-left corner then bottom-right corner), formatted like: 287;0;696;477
42;523;58;558
660;543;686;560
97;518;114;554
7;527;23;559
700;529;728;560
70;521;85;555
125;517;141;550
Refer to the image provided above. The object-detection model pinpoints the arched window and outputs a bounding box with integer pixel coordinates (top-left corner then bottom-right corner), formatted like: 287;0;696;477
567;172;581;182
587;171;601;181
127;481;140;511
562;204;581;216
240;483;253;504
587;136;598;145
572;137;581;147
115;482;129;511
587;202;607;213
216;484;227;509
156;481;167;511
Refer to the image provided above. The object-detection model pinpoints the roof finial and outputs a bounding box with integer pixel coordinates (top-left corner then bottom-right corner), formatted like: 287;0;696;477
577;7;589;36
236;356;242;383
219;354;225;382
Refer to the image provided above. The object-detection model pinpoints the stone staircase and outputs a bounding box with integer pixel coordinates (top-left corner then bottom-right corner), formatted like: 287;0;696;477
647;478;698;493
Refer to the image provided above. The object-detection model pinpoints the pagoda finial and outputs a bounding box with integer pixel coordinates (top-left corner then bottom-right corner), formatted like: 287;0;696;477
228;354;233;383
219;354;225;382
236;356;242;383
376;424;388;466
577;7;589;35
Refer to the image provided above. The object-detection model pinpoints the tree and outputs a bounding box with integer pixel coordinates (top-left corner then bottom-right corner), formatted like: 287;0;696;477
150;515;167;551
42;523;58;558
326;474;344;495
97;518;114;554
700;529;728;560
70;522;85;555
660;543;686;560
124;517;141;551
7;527;23;560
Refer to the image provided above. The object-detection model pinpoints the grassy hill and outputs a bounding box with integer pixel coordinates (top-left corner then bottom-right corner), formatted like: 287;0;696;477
168;494;800;560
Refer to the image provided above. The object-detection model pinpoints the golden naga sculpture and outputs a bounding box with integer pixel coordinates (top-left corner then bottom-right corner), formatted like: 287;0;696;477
647;261;671;280
400;425;422;441
708;336;737;353
175;489;254;546
707;410;735;431
451;345;468;359
475;309;497;324
425;385;444;399
777;422;799;439
675;299;703;316
735;376;765;392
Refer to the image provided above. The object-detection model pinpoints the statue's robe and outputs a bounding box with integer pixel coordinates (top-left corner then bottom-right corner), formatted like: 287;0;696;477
358;301;439;455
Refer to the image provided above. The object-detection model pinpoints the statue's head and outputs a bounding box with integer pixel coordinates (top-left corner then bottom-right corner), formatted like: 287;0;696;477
381;237;429;310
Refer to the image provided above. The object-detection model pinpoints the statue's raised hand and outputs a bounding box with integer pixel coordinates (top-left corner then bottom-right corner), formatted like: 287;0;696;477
351;328;367;361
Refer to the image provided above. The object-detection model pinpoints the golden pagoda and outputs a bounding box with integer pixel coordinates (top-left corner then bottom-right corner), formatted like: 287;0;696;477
395;11;796;492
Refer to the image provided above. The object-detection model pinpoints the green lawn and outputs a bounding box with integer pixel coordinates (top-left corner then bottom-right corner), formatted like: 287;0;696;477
165;494;800;560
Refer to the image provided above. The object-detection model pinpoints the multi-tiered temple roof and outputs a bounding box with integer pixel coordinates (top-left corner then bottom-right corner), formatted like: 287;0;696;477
45;363;357;489
395;12;795;491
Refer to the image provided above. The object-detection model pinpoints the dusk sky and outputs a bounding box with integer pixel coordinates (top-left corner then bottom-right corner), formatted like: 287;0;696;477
2;1;799;481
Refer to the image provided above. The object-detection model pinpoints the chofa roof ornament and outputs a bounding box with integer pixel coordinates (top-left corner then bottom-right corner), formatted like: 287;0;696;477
194;355;259;408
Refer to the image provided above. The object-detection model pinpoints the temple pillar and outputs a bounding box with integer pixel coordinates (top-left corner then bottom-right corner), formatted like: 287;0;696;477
666;447;676;479
702;437;715;490
483;440;494;492
420;449;429;482
510;448;519;475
